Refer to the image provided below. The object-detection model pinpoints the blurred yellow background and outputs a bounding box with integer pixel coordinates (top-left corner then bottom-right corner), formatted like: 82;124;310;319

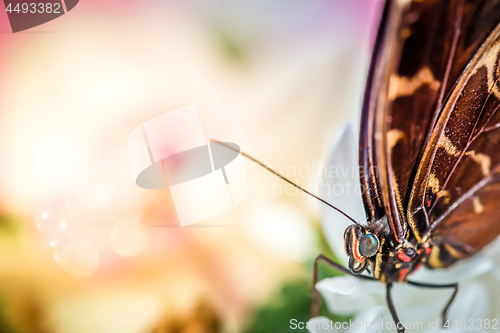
0;1;381;332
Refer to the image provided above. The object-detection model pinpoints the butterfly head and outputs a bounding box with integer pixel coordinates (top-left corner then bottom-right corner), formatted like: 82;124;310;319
343;224;380;275
344;223;423;280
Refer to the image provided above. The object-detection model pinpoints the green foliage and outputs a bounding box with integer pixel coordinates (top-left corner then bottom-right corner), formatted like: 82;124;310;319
244;226;352;333
0;214;18;238
212;26;247;64
309;223;346;281
244;280;312;333
0;298;17;333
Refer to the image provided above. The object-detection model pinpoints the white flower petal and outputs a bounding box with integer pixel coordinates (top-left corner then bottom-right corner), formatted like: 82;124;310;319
421;328;490;333
410;256;493;285
484;237;500;265
321;122;366;264
390;283;445;325
349;305;386;333
485;269;500;316
447;282;490;322
316;276;384;315
421;323;491;333
492;266;500;282
317;275;367;295
307;316;335;333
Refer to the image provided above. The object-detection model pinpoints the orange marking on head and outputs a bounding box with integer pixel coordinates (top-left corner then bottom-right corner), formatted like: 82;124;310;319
352;232;365;261
397;249;411;262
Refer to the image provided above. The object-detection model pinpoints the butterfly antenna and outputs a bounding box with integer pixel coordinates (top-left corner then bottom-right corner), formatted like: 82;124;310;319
210;139;362;226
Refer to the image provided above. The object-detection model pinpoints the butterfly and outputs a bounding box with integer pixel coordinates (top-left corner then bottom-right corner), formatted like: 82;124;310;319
309;0;500;331
215;0;500;331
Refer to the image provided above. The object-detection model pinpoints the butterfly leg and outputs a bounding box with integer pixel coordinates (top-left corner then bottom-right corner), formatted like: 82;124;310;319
387;282;405;333
407;280;458;326
310;253;374;318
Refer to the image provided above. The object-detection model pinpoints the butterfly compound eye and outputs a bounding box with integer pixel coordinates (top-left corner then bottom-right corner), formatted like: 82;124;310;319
359;234;379;257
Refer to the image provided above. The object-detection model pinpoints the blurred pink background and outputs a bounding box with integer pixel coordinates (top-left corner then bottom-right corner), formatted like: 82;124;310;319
0;1;382;332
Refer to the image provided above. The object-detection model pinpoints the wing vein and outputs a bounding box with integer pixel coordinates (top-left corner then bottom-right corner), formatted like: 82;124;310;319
428;69;500;215
426;170;496;238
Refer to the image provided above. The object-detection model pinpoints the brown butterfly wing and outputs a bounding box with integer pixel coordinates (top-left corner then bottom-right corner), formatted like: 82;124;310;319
428;174;500;267
360;0;500;245
360;0;413;243
360;0;465;242
359;0;391;227
407;22;500;266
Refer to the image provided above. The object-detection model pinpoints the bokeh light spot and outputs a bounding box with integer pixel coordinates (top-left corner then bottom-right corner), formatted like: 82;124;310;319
54;240;100;278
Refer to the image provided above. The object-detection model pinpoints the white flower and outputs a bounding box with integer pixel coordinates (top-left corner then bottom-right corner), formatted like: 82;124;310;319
308;123;500;333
